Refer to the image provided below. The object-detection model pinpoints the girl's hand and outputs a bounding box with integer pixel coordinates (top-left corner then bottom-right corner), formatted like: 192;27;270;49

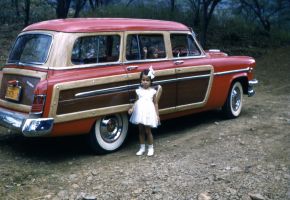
128;108;133;115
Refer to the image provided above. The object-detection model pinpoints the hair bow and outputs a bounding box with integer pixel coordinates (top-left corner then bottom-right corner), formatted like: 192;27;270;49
148;66;155;79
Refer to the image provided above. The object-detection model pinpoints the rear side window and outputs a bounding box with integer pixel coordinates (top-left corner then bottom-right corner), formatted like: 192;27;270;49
71;35;120;65
8;34;52;65
126;34;166;61
170;34;201;57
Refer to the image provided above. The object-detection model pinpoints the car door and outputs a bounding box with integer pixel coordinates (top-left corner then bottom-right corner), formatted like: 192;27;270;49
48;33;131;123
170;33;213;111
124;32;177;113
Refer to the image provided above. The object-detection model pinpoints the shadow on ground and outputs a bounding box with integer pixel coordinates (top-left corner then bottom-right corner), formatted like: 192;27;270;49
0;109;225;161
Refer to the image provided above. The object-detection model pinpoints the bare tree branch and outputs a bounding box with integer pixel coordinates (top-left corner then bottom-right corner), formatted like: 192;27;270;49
126;0;136;7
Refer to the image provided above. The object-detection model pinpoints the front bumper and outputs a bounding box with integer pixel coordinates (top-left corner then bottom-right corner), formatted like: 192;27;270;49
0;107;54;137
248;79;258;97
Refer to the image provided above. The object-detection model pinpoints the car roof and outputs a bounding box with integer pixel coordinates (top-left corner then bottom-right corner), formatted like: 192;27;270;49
23;18;190;33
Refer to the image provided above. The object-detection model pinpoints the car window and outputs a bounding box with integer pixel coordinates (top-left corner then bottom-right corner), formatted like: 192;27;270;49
71;35;120;65
126;34;166;61
170;34;201;57
8;34;52;65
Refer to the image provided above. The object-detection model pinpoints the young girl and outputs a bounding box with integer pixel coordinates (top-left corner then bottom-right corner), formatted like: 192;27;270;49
128;67;160;156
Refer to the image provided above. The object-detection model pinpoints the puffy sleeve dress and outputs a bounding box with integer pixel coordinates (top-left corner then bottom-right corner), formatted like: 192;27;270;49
130;87;159;128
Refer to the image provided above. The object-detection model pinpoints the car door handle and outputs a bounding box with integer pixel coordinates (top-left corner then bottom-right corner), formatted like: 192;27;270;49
126;66;138;71
174;60;184;65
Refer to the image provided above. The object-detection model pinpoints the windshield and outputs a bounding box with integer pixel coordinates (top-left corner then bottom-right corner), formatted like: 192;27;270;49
8;34;52;65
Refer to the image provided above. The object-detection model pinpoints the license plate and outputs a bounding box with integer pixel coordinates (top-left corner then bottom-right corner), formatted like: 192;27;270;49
5;86;21;101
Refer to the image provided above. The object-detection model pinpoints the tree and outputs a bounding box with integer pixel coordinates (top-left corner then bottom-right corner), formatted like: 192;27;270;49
239;0;290;32
188;0;201;29
186;0;223;47
12;0;20;17
200;0;222;47
74;0;88;17
126;0;136;7
89;0;103;10
170;0;175;12
56;0;72;18
24;0;30;26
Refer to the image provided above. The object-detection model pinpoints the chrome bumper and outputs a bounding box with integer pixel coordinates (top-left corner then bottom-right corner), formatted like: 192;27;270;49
0;107;54;137
248;79;258;97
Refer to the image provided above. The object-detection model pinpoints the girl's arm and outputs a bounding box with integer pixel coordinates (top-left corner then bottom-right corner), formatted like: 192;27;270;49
128;105;134;115
128;92;138;115
153;94;160;122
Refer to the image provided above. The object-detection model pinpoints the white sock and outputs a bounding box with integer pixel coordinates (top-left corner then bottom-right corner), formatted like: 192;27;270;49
139;144;145;151
148;144;154;150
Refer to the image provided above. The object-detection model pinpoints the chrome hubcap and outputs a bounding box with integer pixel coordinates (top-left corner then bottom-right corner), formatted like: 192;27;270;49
100;115;123;143
231;86;241;112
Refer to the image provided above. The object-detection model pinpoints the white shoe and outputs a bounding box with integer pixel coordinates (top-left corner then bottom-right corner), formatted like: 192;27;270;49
136;148;145;156
147;148;154;156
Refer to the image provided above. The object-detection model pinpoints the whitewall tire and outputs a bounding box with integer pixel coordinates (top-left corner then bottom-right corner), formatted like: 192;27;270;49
89;113;128;154
222;81;243;119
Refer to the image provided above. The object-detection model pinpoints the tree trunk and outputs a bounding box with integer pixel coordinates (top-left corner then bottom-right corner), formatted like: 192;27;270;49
193;0;201;29
170;0;175;12
14;0;20;17
89;0;96;10
200;0;221;47
56;0;72;19
24;0;30;26
74;0;87;18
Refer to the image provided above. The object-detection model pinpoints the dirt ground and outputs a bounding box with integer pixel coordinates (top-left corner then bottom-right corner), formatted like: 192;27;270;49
0;46;289;200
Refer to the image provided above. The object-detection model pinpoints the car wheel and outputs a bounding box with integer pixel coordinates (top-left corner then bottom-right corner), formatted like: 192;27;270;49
222;81;243;119
88;113;128;154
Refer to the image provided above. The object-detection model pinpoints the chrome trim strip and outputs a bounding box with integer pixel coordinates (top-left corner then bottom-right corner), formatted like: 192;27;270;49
75;84;138;98
5;63;50;70
172;55;207;60
214;67;250;76
123;58;169;64
177;74;211;81
17;55;208;70
74;74;211;98
48;61;123;70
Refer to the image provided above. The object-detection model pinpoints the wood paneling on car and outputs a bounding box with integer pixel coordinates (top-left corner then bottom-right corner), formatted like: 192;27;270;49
57;82;129;115
176;70;211;105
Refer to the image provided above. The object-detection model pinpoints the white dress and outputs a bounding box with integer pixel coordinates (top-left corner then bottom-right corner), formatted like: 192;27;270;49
130;87;159;128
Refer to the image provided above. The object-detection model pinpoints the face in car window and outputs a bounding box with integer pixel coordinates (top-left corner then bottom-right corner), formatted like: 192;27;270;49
126;34;166;61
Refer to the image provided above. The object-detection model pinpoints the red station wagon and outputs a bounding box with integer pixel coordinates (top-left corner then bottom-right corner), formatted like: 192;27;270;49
0;18;258;153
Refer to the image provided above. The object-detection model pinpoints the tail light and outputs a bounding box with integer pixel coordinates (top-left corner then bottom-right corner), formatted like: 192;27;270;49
31;94;46;115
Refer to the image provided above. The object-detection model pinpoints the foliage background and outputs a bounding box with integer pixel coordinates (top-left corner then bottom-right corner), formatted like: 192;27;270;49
0;0;290;65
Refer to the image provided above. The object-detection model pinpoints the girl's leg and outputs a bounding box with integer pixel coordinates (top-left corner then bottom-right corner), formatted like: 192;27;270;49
138;124;146;144
145;126;154;156
136;124;146;156
144;126;153;145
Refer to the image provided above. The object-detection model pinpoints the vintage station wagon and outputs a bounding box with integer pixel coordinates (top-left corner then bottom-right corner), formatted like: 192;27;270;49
0;18;258;153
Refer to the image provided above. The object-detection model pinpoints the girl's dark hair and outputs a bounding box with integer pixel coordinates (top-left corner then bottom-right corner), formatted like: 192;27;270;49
140;69;153;84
